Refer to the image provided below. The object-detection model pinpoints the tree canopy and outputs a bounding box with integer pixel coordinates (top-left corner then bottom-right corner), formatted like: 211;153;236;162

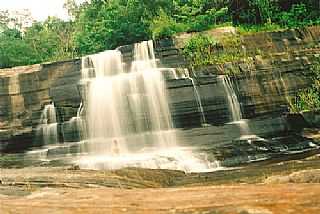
0;0;319;68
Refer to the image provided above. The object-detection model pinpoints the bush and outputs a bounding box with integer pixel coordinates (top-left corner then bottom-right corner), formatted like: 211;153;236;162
289;59;320;112
150;10;187;39
183;33;246;71
183;34;217;69
289;88;320;112
187;7;230;32
277;3;311;28
230;0;276;25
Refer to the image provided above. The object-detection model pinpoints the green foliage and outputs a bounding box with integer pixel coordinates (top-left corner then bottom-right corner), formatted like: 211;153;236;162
1;0;320;68
289;88;320;113
277;3;311;28
73;0;153;55
230;0;320;28
183;34;217;69
183;34;244;71
24;17;75;62
150;10;186;39
0;10;13;31
289;59;320;112
149;1;230;39
183;33;247;73
187;7;229;32
0;16;74;68
230;0;277;25
237;23;282;35
245;0;274;24
0;29;38;68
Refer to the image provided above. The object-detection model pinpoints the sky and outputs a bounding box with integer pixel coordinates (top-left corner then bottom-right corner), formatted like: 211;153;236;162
0;0;84;21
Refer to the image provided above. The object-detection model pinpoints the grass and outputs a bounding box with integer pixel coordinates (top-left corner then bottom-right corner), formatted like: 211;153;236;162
237;23;284;35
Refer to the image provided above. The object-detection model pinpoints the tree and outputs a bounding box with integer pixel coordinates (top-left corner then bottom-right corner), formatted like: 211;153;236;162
0;16;75;68
229;0;275;25
0;10;10;31
73;0;153;55
24;17;75;62
0;28;38;68
64;0;83;20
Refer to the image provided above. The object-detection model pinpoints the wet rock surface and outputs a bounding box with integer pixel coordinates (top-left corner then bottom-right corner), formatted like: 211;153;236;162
1;154;320;213
1;127;319;213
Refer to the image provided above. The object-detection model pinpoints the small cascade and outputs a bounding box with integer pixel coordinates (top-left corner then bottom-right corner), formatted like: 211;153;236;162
187;77;207;126
37;103;58;144
68;102;85;141
221;76;250;135
77;102;83;117
221;76;242;121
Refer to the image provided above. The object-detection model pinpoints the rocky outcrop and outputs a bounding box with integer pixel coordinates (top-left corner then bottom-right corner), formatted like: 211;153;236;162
0;26;319;152
0;60;81;151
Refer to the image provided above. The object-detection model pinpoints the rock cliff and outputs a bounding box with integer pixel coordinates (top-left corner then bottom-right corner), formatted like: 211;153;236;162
0;26;319;152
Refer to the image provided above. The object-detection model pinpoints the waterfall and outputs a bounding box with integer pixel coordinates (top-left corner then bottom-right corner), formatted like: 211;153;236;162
221;76;242;121
37;103;58;144
81;40;176;155
221;76;250;135
77;102;83;118
76;40;215;172
68;102;85;141
187;77;207;126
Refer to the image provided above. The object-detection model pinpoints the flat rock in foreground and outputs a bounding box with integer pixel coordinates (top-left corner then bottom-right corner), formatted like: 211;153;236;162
1;184;320;214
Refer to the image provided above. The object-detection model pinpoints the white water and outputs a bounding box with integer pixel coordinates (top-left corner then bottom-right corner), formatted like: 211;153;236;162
187;77;207;126
83;41;176;153
37;103;58;144
83;42;175;154
221;76;242;121
221;76;250;135
70;102;85;139
77;40;215;172
67;92;85;141
77;147;219;173
68;116;85;141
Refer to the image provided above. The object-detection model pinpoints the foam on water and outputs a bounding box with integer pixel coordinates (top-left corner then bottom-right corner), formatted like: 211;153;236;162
76;147;220;173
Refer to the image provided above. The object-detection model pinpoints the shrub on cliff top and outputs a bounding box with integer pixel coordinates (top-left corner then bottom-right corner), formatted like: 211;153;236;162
183;34;217;70
182;33;245;72
150;10;187;39
289;59;320;112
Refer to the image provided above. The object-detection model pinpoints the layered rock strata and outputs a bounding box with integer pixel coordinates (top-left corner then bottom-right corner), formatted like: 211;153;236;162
0;26;319;152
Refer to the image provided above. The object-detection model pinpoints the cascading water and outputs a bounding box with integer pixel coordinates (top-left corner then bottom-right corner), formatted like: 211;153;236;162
67;102;85;141
77;40;215;172
221;76;242;121
37;103;58;144
163;67;207;126
82;41;177;154
187;77;207;126
221;76;250;135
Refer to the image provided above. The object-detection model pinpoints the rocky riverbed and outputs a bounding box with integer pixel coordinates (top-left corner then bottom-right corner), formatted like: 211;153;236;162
1;151;320;214
1;128;320;213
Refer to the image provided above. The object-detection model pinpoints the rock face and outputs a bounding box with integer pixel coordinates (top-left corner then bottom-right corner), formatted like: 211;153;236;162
0;61;81;151
0;26;320;152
